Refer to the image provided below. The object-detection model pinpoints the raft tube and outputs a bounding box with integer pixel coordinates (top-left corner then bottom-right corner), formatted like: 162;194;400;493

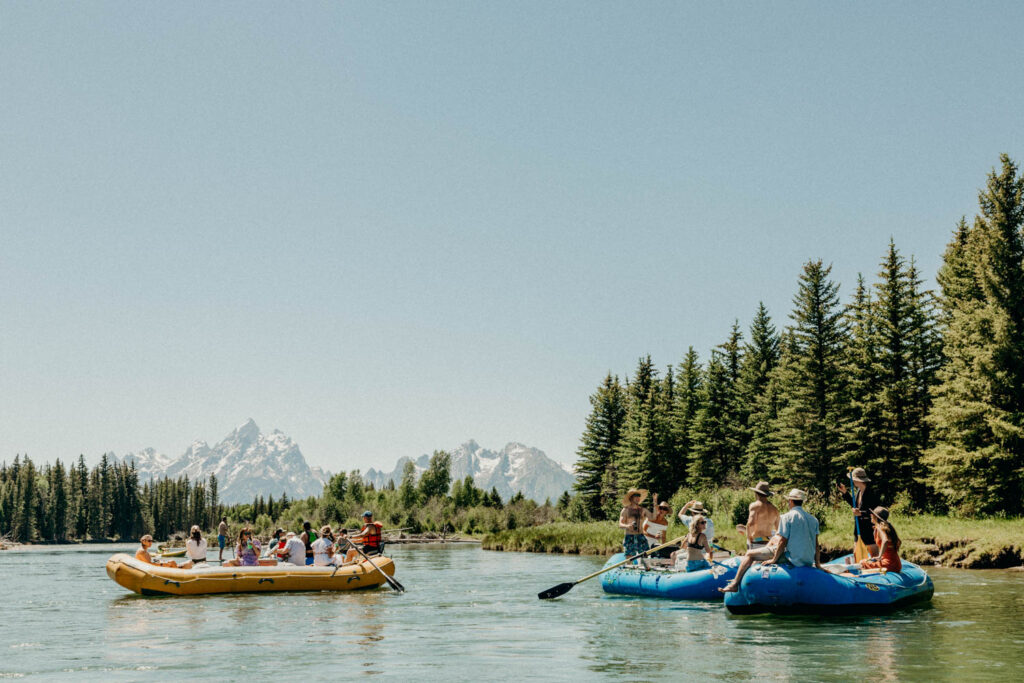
105;553;396;596
601;553;740;600
724;554;933;615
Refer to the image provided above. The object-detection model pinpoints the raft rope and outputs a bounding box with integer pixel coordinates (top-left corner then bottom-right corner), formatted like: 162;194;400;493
118;557;385;584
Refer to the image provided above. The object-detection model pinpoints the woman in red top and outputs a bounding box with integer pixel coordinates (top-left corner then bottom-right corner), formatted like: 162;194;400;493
859;506;902;573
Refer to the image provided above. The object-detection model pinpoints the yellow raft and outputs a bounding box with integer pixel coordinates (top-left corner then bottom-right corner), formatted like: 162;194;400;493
105;553;397;596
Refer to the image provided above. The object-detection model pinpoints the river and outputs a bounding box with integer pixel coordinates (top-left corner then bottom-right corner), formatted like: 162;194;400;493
1;544;1022;680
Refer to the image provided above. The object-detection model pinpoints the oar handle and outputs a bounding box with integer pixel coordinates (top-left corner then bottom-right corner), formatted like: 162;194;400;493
571;535;687;585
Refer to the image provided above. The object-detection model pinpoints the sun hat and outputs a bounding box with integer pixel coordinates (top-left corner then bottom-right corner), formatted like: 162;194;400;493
851;467;871;483
285;531;296;538
749;481;774;496
320;525;332;535
785;489;807;501
362;510;373;518
869;506;890;521
685;501;710;515
622;488;648;506
658;501;671;510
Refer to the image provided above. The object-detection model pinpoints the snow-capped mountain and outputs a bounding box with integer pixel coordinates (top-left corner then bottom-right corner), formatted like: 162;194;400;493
116;419;329;504
364;440;576;504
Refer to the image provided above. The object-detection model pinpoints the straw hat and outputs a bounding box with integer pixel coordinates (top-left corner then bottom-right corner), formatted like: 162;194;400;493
622;488;648;506
685;501;710;515
869;506;890;521
851;467;871;483
657;501;671;510
749;481;774;497
785;489;807;501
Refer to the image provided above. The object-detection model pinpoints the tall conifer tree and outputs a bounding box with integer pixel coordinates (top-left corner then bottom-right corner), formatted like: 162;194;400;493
573;373;627;519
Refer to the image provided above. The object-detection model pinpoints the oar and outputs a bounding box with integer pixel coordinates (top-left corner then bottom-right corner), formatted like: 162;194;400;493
538;535;686;600
340;538;405;593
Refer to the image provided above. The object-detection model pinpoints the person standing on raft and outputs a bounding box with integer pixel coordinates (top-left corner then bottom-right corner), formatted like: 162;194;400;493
618;488;653;563
838;467;880;556
217;517;229;562
744;481;780;549
642;499;673;560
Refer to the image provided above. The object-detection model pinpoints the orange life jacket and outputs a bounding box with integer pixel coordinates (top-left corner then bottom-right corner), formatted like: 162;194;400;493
361;522;382;549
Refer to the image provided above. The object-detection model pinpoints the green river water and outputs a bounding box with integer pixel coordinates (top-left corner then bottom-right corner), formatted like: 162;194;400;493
1;543;1022;680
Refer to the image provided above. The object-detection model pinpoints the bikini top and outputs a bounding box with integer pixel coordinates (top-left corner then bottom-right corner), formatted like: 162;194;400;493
687;533;705;550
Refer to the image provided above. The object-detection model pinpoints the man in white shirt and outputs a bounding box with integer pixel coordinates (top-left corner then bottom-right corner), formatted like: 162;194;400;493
280;531;306;565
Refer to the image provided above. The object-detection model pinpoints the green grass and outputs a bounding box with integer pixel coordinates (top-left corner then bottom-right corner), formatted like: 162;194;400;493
482;492;1024;568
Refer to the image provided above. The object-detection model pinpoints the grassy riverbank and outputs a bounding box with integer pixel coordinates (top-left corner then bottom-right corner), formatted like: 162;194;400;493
481;489;1024;568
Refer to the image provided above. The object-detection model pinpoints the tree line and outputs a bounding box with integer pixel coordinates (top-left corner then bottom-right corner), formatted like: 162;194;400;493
575;154;1024;518
0;454;223;542
1;448;555;542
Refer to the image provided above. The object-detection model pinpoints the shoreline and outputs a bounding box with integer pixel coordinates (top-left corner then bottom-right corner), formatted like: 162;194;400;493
480;518;1024;570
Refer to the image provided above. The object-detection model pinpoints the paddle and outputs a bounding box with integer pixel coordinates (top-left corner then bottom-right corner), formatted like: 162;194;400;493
849;469;869;563
339;538;405;593
538;535;687;600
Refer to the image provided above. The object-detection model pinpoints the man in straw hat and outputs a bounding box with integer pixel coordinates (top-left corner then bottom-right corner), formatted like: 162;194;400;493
721;489;821;593
618;488;653;563
743;481;780;550
837;467;881;556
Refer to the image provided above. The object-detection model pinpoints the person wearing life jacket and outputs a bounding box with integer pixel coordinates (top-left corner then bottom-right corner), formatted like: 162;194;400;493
344;511;383;564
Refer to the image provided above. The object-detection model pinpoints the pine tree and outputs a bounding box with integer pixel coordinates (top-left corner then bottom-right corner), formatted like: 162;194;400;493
49;459;68;541
616;356;672;494
573;373;626;519
739;304;781;480
770;260;849;493
925;155;1024;514
843;274;884;478
667;348;702;492
689;352;742;486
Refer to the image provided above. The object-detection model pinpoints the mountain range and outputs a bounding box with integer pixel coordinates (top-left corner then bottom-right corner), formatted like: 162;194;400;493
114;421;575;504
364;440;576;504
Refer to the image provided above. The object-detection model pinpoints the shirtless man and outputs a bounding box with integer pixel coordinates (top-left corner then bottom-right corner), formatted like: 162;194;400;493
618;488;653;564
744;481;780;549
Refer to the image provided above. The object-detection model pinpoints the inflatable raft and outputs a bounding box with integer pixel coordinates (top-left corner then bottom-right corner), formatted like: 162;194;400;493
724;554;933;615
601;553;740;600
106;553;396;596
156;546;186;558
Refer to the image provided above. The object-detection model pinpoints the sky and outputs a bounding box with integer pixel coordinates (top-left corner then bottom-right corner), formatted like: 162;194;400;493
2;2;1023;472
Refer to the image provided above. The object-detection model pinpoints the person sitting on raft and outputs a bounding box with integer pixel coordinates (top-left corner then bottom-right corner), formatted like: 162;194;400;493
343;511;384;563
669;515;714;572
678;500;715;548
618;488;653;563
263;528;286;560
311;526;336;566
721;489;821;592
184;525;208;568
301;521;318;566
744;481;780;549
223;528;262;567
859;506;902;573
280;531;306;565
136;534;178;567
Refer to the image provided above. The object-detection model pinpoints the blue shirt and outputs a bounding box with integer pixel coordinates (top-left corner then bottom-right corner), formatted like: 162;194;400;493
777;505;819;567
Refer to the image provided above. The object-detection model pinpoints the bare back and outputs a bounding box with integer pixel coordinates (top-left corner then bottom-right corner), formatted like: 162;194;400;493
747;498;780;542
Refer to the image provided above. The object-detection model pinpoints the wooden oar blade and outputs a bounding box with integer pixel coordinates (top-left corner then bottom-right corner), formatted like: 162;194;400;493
538;582;575;600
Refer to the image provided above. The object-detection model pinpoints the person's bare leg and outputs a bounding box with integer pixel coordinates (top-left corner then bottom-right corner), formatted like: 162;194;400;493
719;555;755;592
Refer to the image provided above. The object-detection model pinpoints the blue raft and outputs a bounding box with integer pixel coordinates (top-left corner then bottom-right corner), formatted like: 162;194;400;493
600;553;740;600
724;554;934;615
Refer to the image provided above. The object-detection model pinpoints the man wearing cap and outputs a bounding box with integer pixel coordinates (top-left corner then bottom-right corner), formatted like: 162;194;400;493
280;531;306;565
744;482;780;549
720;489;821;593
678;500;715;548
618;488;653;562
344;510;384;564
838;467;880;556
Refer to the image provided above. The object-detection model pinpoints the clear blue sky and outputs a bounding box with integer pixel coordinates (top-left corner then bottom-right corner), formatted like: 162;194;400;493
2;2;1022;471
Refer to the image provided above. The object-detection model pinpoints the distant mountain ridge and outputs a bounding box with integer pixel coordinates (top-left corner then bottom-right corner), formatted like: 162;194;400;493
115;419;329;504
364;440;576;503
115;423;575;505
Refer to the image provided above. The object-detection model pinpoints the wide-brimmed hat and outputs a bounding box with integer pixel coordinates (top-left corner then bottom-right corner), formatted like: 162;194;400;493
320;525;332;535
285;531;296;538
685;501;710;515
785;488;807;501
622;488;648;506
869;506;890;521
657;501;671;510
851;467;871;483
749;481;774;496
